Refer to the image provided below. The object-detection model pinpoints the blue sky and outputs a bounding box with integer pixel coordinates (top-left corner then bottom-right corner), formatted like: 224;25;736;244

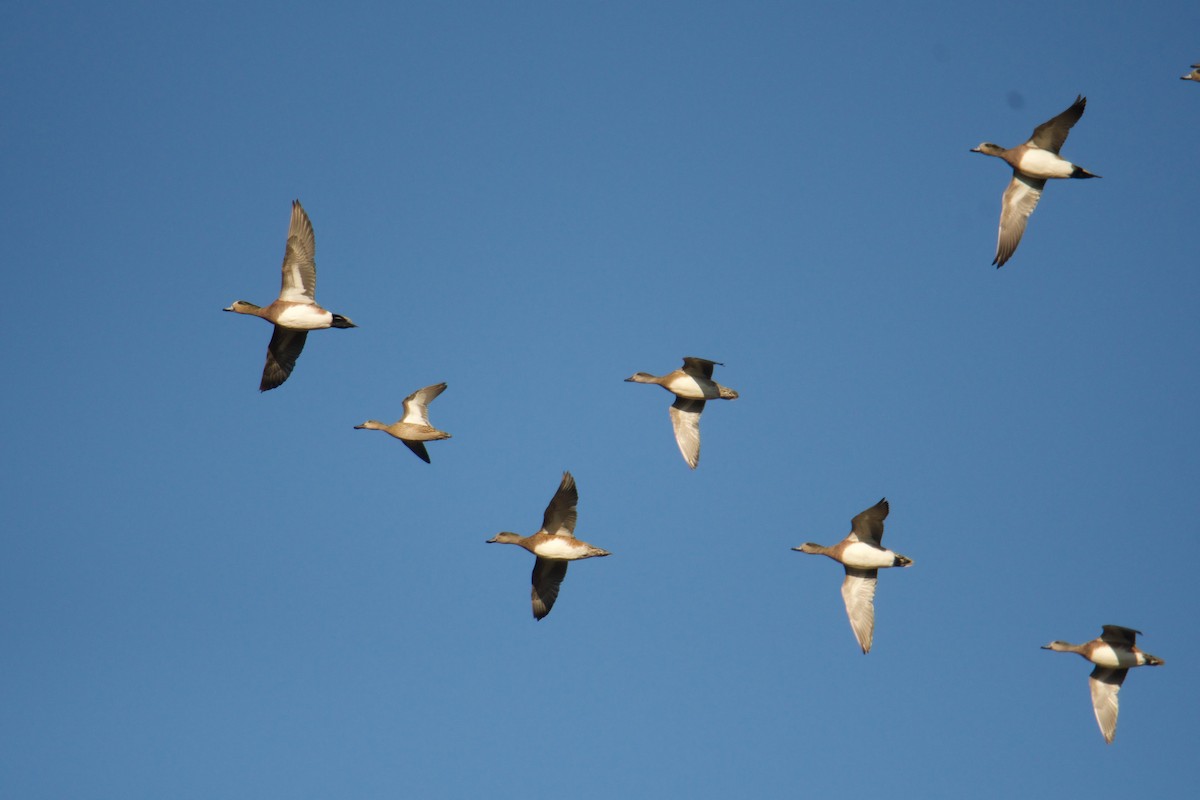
2;1;1197;797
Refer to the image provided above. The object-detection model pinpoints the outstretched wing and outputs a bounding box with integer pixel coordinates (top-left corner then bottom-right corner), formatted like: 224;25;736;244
1028;95;1086;154
681;356;721;380
1099;625;1140;647
531;558;569;620
849;498;888;545
1088;666;1127;744
279;200;317;303
261;326;307;391
841;567;879;654
669;398;705;469
994;172;1045;267
540;471;578;537
401;439;432;464
400;382;448;426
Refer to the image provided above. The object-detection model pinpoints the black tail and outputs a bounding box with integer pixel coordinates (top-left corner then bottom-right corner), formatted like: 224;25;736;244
1071;166;1100;179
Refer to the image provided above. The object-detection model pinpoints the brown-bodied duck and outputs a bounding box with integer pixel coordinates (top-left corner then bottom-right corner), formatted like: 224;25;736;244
625;357;739;469
487;472;610;620
1042;625;1164;744
354;383;452;463
1181;64;1200;81
792;498;913;654
971;95;1100;267
224;200;356;391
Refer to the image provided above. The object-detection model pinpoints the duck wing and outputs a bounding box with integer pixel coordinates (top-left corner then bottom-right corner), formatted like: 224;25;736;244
681;356;721;380
994;173;1045;267
400;382;448;426
1028;95;1086;154
401;439;432;464
669;398;705;469
1088;666;1127;744
849;498;889;545
1100;625;1141;647
531;557;568;620
540;471;578;537
261;326;307;391
841;567;878;654
279;200;317;303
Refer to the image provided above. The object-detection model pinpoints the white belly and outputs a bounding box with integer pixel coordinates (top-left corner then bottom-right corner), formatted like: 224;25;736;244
531;537;586;560
1087;644;1141;669
840;541;898;569
1016;148;1076;179
663;374;717;400
275;305;334;330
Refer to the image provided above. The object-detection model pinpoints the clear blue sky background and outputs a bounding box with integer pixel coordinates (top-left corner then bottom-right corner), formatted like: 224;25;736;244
3;2;1197;797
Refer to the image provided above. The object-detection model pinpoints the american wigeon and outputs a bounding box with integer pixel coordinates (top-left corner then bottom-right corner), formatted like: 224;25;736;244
971;95;1100;267
1181;65;1200;81
354;383;452;463
487;472;611;620
224;200;356;391
625;357;739;469
792;498;912;654
1042;625;1164;744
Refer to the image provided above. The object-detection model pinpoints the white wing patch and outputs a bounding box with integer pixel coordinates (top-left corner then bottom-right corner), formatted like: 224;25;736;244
401;401;432;426
279;201;317;303
400;383;447;426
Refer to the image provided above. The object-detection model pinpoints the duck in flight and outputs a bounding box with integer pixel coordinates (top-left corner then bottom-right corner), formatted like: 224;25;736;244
354;383;452;463
792;498;913;654
487;472;611;620
625;357;739;469
224;200;356;391
1042;625;1164;744
971;95;1099;267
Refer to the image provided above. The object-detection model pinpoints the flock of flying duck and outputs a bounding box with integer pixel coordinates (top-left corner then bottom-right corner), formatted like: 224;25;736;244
223;84;1189;743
